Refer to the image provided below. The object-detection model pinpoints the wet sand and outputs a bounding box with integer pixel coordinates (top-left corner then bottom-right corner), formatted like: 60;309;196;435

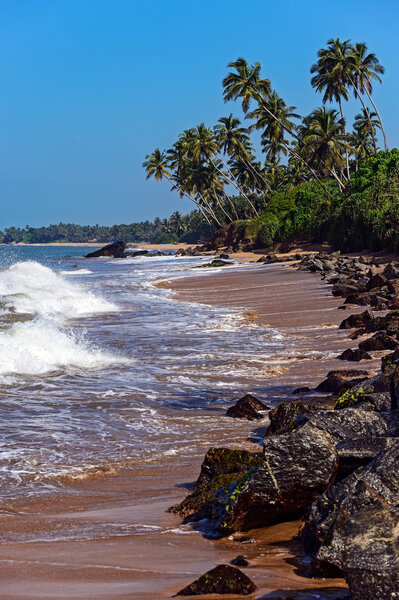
0;262;374;599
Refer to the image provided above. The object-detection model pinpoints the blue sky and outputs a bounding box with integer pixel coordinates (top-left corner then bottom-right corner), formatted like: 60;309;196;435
0;0;398;228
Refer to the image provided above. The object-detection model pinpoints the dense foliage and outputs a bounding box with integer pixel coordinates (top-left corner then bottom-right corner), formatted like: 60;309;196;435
144;38;388;229
0;210;212;245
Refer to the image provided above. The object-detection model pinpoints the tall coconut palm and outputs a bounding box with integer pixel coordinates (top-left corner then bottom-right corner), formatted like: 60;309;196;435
311;38;352;178
143;149;218;226
247;91;300;163
223;58;331;196
215;114;270;193
353;108;380;140
299;107;349;190
349;42;387;150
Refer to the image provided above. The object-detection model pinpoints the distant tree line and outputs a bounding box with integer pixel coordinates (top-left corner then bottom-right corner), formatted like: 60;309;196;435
0;210;213;245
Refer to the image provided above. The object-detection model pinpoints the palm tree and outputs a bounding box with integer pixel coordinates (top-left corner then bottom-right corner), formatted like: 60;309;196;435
353;108;380;140
143;149;218;226
170;211;187;238
299;107;349;190
215;114;270;193
247;91;299;163
311;38;352;178
349;42;387;150
223;58;331;196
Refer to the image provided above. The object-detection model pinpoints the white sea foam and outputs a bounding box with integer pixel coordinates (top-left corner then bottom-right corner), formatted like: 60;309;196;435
61;268;93;275
0;262;124;379
0;261;116;319
0;319;125;378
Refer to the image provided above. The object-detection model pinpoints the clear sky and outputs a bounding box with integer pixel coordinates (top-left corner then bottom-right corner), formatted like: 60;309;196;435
0;0;398;228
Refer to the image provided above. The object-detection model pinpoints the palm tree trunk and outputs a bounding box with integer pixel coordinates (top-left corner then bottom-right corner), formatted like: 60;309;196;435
242;156;272;192
363;87;388;151
280;141;332;198
338;98;350;180
349;77;378;153
212;157;259;216
331;167;346;192
252;92;332;197
221;189;239;220
166;175;221;227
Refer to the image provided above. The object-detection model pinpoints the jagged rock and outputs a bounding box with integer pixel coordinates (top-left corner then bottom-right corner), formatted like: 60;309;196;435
266;400;319;436
230;555;249;567
198;259;232;268
339;309;373;330
383;263;399;279
292;386;311;394
334;375;393;410
315;372;368;395
302;440;399;576
226;394;269;420
338;348;372;362
332;283;362;298
85;241;126;258
174;564;256;596
381;349;399;375
344;292;371;306
212;423;338;535
365;273;387;291
342;506;399;600
393;364;399;409
359;332;399;352
168;448;262;522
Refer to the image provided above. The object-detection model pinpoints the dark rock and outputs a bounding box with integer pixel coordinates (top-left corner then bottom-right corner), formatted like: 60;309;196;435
226;394;269;421
359;332;399;352
230;555;249;567
266;400;319;436
338;348;372;362
126;249;150;257
302;440;399;576
86;241;126;258
213;423;338;535
370;294;390;310
198;259;232;268
339;309;373;330
342;506;399;600
168;448;262;522
292;386;311;394
315;373;368;395
217;253;230;259
334;376;393;410
344;292;371;305
365;273;387;291
381;349;399;375
332;283;361;298
383;263;399;279
174;564;256;596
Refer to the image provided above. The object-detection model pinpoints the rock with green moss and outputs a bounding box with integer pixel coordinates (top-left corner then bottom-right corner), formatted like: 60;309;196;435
212;423;339;535
335;375;392;411
196;259;232;268
339;309;373;330
266;400;319;436
168;448;262;522
359;332;399;352
174;564;256;596
303;441;399;578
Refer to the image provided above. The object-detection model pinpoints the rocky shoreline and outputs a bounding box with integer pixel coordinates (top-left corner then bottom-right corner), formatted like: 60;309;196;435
171;250;399;599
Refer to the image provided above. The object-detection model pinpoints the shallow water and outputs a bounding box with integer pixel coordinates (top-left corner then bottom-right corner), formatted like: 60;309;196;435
0;247;311;503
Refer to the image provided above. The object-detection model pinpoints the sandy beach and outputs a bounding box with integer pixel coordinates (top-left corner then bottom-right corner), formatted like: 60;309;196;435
0;259;369;599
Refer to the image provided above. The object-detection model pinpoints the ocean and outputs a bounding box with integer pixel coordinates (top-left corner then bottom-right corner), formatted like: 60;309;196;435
0;246;296;505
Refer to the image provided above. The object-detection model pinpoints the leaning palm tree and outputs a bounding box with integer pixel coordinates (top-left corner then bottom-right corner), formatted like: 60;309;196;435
143;149;218;226
353;108;380;140
349;42;387;150
223;58;331;196
247;90;300;163
311;38;352;177
299;107;349;190
215;114;270;193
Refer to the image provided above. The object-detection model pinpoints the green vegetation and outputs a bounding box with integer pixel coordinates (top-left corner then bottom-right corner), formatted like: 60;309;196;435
144;38;399;253
0;210;212;245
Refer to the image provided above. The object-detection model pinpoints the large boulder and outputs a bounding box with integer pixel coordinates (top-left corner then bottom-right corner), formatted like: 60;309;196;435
212;423;338;535
168;448;262;522
338;348;372;362
359;332;399;352
226;394;269;420
339;309;373;330
302;440;399;576
342;506;399;600
174;564;256;596
266;400;319;436
85;241;126;258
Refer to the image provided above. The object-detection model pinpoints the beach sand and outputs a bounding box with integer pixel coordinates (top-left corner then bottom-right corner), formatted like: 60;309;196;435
0;262;371;599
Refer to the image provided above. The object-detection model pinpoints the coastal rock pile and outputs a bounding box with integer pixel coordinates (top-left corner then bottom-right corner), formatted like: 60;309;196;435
85;241;127;258
174;252;399;598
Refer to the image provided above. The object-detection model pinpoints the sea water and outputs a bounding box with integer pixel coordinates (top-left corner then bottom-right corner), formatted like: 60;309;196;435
0;246;302;503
